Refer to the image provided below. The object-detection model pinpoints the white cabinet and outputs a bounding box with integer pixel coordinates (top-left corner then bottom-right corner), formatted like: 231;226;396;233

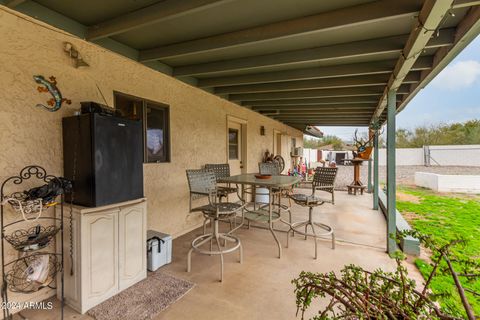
57;198;147;314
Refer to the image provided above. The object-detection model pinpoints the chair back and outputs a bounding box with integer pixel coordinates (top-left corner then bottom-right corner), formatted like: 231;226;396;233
186;169;217;196
259;162;280;176
312;167;338;190
205;163;231;180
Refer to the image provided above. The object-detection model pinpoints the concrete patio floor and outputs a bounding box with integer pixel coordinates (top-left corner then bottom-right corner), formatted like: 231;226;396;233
19;191;423;320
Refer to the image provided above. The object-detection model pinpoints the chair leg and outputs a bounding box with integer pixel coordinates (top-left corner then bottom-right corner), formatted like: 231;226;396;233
203;218;207;235
286;228;290;248
220;233;243;263
310;222;318;260
214;235;224;282
289;210;294;237
187;247;193;272
239;242;243;264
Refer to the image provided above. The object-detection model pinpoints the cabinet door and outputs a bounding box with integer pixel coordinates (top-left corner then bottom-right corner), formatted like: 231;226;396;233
82;209;119;310
118;203;146;290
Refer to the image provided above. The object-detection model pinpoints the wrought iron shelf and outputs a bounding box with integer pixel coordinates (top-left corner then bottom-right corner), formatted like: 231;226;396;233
4;253;62;294
0;165;65;319
4;225;60;252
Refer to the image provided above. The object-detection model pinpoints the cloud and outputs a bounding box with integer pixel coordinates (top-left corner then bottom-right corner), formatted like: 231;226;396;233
431;60;480;90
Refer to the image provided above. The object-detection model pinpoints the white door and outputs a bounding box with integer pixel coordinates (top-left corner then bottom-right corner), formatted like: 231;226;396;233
227;121;244;175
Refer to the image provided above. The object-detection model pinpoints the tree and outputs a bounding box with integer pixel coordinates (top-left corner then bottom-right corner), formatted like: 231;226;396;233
395;120;480;148
303;135;344;150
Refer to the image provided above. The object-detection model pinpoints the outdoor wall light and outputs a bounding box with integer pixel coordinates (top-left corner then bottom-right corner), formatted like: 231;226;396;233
260;126;265;136
63;42;89;68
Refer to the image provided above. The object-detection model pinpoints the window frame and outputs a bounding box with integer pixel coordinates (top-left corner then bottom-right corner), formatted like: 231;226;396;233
114;91;171;163
228;128;240;160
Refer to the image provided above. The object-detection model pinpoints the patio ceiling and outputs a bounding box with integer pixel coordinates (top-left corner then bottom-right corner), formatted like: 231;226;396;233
3;0;480;132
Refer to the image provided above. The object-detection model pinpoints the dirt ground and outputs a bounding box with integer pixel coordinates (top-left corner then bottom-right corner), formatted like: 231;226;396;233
333;165;480;190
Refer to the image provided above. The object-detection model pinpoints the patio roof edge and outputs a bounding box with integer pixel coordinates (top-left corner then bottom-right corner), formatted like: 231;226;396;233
372;0;456;123
397;6;480;115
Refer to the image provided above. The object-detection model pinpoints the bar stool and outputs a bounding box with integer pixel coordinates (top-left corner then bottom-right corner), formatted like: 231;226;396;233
287;167;338;259
204;163;238;201
186;169;244;282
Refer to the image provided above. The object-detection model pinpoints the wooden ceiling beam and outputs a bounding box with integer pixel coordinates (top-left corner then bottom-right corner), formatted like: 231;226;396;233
253;105;376;112
268;110;373;119
283;121;371;126
87;0;231;40
172;30;453;76
139;0;421;61
372;0;456;121
264;111;374;116
214;72;420;94
272;115;372;119
229;84;410;101
399;6;480;113
198;57;432;88
242;96;382;107
4;0;28;8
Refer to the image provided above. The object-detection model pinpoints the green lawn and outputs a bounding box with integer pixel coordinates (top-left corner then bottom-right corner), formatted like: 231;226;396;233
396;186;480;318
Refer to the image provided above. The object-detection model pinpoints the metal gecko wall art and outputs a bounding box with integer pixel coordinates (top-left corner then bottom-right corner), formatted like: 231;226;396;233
33;75;71;112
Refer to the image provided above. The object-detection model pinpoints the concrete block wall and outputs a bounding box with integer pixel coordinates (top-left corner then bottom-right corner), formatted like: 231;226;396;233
415;172;480;193
305;145;480;167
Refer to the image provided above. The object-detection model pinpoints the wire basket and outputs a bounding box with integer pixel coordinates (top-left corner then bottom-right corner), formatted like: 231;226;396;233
3;192;57;220
5;253;62;294
4;225;60;252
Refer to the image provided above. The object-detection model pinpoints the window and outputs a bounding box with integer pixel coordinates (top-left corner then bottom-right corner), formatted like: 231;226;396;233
228;128;239;159
114;92;170;163
291;137;297;154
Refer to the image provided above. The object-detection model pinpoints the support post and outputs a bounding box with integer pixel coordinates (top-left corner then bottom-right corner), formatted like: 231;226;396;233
367;160;372;192
367;130;373;193
386;89;397;255
373;131;379;210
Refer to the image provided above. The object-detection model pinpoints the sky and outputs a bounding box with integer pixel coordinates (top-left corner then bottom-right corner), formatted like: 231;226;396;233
320;34;480;141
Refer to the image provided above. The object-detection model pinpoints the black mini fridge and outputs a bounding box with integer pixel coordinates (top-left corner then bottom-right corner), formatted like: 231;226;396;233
62;113;144;207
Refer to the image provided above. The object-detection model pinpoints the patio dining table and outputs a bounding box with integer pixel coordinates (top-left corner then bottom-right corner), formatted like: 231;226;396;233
219;173;301;258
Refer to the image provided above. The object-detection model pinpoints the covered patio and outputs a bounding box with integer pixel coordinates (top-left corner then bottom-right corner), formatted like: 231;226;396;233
1;0;480;319
22;191;421;320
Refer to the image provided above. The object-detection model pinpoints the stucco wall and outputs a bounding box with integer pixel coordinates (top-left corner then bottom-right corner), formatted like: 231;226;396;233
0;7;302;242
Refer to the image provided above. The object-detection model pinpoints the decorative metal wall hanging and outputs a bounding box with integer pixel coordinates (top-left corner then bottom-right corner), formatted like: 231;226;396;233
34;75;71;112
